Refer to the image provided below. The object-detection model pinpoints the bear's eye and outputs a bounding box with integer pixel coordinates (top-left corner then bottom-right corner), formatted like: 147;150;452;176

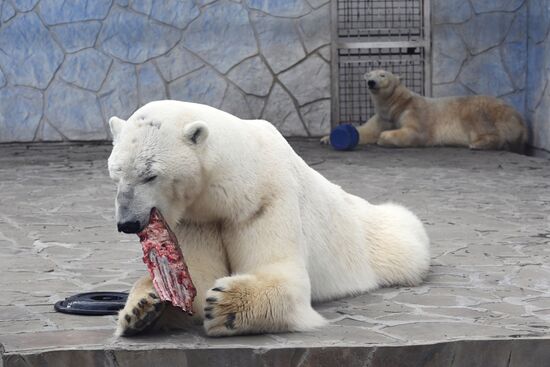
143;175;157;184
381;74;386;78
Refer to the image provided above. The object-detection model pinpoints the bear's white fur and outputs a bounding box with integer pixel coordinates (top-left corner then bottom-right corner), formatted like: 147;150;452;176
108;101;430;337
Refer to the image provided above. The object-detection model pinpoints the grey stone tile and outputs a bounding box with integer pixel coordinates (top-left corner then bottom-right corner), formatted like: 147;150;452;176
459;12;515;55
433;0;471;24
432;24;467;84
262;83;308;136
98;7;180;63
460;48;515;96
251;12;306;74
227;56;273;97
0;86;42;142
220;84;254;119
129;0;199;29
168;66;227;108
470;0;524;13
278;55;330;105
50;22;103;53
46;80;107;140
12;0;39;11
528;0;550;44
1;1;16;22
99;62;139;122
153;43;203;82
299;99;330;136
41;121;65;142
0;13;63;88
59;49;112;92
182;1;257;73
38;0;112;25
137;62;166;105
246;0;311;17
298;4;330;53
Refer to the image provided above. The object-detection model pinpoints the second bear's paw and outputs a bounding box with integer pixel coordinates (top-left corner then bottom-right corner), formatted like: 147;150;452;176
377;131;395;146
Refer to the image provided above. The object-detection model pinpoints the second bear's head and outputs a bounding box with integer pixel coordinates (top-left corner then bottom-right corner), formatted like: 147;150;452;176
364;70;401;96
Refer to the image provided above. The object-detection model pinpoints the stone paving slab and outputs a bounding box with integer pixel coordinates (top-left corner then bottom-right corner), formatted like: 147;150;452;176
0;141;549;366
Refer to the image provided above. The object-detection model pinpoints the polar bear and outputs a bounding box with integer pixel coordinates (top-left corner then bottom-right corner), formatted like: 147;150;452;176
108;100;430;337
322;70;528;153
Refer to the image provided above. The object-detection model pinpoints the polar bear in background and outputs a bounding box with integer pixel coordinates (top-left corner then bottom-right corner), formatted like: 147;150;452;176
108;100;430;337
322;70;527;153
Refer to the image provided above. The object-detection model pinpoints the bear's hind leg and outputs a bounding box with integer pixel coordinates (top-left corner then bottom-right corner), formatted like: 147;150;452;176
364;203;430;287
469;133;501;150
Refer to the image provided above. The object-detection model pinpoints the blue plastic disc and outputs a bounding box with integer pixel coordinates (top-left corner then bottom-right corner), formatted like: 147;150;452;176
54;292;128;316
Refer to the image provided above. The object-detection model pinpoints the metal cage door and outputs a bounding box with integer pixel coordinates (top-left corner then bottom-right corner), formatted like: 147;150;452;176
331;0;431;126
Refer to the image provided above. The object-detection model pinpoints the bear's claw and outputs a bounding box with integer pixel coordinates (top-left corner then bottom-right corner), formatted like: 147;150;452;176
203;283;244;336
116;290;166;337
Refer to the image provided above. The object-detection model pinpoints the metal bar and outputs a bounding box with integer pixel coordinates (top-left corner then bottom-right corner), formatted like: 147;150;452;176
330;0;340;128
336;40;428;49
332;0;431;126
423;0;432;97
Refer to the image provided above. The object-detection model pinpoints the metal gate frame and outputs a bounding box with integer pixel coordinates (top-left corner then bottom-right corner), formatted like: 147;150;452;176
330;0;432;128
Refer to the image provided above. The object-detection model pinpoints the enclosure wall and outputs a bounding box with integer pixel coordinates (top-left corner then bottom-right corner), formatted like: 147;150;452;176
0;0;548;152
527;0;550;151
0;0;331;142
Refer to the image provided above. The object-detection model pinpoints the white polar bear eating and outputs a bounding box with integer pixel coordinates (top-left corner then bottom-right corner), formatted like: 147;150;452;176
107;100;430;337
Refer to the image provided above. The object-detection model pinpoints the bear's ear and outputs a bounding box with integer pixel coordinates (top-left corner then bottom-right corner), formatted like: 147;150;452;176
109;116;125;143
183;121;209;145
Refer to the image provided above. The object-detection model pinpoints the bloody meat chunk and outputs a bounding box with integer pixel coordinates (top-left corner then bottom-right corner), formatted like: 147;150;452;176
138;208;196;314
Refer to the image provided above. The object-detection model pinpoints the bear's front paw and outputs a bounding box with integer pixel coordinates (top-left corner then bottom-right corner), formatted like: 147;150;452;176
377;131;395;146
116;290;166;337
203;276;257;337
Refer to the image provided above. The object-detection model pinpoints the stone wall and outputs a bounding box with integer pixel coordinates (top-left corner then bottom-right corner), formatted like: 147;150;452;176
527;0;550;151
0;0;331;142
432;0;550;152
431;0;528;117
1;0;549;150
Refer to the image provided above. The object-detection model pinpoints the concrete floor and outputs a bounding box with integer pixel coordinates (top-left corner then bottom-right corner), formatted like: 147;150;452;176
1;141;550;366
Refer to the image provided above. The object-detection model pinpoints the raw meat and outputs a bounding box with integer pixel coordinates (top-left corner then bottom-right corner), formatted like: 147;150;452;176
138;208;196;314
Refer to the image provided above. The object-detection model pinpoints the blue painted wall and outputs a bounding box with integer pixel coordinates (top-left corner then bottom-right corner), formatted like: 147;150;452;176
526;0;550;151
0;0;331;142
432;0;527;116
0;0;548;151
432;0;550;151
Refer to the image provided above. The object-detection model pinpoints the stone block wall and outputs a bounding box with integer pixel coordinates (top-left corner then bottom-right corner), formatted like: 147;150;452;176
527;0;550;151
0;0;549;151
0;0;331;142
431;0;528;116
432;0;550;152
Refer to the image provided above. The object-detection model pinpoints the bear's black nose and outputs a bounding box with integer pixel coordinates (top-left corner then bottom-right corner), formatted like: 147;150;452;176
117;221;141;234
367;80;376;89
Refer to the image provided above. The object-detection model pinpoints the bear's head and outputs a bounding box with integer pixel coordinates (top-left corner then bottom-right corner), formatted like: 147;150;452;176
107;102;209;234
364;70;401;96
